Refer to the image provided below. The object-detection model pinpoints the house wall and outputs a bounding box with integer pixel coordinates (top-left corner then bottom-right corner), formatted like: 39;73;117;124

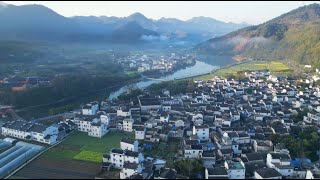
135;130;145;140
184;149;203;158
120;141;138;152
193;127;209;140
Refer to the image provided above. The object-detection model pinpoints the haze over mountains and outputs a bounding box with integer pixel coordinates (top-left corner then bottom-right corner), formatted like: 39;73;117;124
0;2;249;44
196;3;320;67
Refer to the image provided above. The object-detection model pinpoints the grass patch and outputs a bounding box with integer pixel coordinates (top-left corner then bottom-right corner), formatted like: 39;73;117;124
44;148;80;160
73;150;103;163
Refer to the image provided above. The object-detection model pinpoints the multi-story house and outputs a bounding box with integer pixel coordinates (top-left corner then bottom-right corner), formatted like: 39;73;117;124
82;101;99;115
120;138;139;152
123;118;134;132
107;148;144;169
120;162;143;179
192;125;209;140
68;112;109;138
1;120;58;144
225;160;246;179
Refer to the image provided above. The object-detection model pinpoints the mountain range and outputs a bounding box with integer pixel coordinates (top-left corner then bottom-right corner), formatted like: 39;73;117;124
195;3;320;68
0;2;249;43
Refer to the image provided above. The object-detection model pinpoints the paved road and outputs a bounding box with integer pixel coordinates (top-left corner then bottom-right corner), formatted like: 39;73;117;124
32;112;75;123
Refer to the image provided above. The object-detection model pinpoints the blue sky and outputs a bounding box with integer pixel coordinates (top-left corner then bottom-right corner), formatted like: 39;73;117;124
3;1;318;25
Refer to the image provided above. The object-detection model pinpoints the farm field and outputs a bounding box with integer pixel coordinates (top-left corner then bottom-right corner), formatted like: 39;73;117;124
192;61;292;81
44;131;134;162
11;155;100;179
11;131;134;179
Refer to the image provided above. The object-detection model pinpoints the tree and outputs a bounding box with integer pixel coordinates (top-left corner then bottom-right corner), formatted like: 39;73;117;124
174;159;203;178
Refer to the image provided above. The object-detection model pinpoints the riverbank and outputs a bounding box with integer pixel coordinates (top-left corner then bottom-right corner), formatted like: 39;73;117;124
108;60;219;100
185;60;292;81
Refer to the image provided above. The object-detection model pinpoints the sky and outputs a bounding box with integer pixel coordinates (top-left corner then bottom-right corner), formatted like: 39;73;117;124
2;1;318;25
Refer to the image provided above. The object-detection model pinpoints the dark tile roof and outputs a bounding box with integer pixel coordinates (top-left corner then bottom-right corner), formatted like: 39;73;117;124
255;168;282;178
123;162;138;169
194;124;209;129
191;144;203;150
220;148;233;154
207;166;228;176
124;150;139;157
127;174;144;179
245;153;263;162
121;138;135;144
111;148;124;154
159;168;177;179
270;153;291;160
135;127;145;131
202;151;216;158
103;154;110;159
245;162;268;177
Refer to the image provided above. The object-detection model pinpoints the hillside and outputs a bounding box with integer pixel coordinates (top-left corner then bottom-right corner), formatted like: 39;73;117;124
196;3;320;68
0;2;249;44
0;4;82;41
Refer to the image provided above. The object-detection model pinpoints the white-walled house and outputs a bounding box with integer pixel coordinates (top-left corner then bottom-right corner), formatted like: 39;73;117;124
1;120;59;145
159;112;170;123
254;168;282;179
267;152;293;177
120;138;139;152
117;107;131;117
120;162;143;179
224;160;246;179
184;144;203;158
82;101;99;115
123;118;134;132
205;165;228;179
135;127;146;140
107;149;145;169
67;112;109;138
267;153;291;167
193;125;209;140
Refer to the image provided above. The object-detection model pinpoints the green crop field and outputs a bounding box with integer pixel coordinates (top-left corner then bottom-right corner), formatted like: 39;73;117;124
191;61;292;81
43;131;134;163
73;150;103;163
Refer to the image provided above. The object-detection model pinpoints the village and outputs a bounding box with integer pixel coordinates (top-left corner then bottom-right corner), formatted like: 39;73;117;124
1;67;320;179
117;53;195;74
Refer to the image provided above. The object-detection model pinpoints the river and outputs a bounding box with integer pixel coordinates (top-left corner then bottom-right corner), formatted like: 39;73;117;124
108;55;235;100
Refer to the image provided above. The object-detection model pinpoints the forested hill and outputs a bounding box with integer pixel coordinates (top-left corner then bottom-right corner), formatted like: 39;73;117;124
195;3;320;68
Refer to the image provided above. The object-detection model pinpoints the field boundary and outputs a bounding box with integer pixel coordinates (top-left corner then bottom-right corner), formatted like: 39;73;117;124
5;129;78;179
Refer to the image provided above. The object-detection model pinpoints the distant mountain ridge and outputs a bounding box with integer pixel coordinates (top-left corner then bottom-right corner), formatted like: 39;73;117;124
0;2;250;43
195;3;320;68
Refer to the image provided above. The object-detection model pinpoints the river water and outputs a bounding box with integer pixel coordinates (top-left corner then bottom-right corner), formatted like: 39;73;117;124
108;55;234;100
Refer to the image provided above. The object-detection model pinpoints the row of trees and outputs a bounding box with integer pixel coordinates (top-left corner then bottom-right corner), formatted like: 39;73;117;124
147;80;196;96
0;74;135;108
268;127;320;162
